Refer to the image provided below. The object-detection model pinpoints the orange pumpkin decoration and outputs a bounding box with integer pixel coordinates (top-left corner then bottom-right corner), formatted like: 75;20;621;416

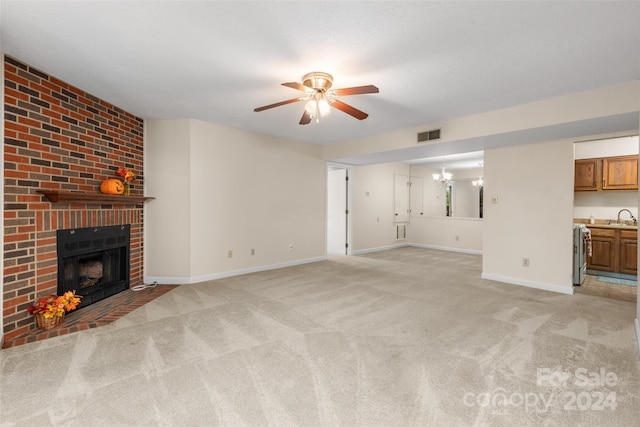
100;179;125;195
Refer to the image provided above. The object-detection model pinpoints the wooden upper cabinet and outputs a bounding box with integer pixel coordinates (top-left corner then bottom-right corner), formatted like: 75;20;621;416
574;155;638;191
574;159;599;191
602;156;638;190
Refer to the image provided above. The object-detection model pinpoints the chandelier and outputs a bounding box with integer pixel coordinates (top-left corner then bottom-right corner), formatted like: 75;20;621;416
433;161;452;186
472;175;484;188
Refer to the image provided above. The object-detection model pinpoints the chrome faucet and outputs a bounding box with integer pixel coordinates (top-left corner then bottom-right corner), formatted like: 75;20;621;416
617;209;637;225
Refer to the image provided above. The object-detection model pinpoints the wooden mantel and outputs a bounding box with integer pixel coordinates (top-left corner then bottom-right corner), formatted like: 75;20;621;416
37;190;155;205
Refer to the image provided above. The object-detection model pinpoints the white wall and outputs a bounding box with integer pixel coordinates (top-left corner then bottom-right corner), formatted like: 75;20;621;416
324;82;640;163
409;217;482;254
482;139;575;294
574;135;638;159
145;119;192;278
145;119;326;283
573;192;638;222
351;162;410;252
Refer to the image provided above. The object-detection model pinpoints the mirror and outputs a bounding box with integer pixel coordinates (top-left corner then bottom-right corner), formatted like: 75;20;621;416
408;151;484;219
446;179;483;218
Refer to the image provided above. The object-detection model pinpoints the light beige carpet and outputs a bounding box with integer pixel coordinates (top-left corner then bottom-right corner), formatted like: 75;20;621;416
1;247;639;426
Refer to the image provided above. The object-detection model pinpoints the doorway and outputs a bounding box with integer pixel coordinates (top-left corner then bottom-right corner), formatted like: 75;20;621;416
327;165;350;255
572;135;639;301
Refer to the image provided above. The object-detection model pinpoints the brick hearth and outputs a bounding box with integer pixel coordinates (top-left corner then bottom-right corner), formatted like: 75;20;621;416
2;284;177;349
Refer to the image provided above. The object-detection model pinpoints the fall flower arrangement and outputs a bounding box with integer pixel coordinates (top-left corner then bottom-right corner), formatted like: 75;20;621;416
27;291;82;319
116;167;135;183
116;167;135;196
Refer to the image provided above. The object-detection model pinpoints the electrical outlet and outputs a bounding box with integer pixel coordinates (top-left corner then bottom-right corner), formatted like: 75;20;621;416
251;248;255;256
522;257;530;267
227;250;233;258
288;244;293;251
492;195;499;204
455;235;460;241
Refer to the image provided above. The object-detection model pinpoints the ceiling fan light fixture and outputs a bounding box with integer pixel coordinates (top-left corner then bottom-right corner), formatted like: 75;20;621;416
304;100;317;115
318;98;331;116
302;72;333;91
254;71;377;125
305;92;331;118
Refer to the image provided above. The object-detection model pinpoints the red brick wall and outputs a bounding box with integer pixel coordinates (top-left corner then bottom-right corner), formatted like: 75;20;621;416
3;55;145;341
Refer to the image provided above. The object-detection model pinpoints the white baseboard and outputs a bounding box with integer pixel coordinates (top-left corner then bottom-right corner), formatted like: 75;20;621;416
635;318;640;360
352;243;482;256
145;256;327;285
352;243;407;255
409;243;482;256
481;273;574;295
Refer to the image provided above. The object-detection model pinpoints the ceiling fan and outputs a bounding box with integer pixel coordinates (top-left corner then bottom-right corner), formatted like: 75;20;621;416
254;72;379;125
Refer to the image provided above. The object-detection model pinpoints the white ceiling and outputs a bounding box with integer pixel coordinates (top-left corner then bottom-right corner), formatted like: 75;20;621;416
1;1;639;165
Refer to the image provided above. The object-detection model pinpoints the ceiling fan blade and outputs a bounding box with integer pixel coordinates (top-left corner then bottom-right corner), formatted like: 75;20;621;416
254;97;302;112
331;100;369;120
282;82;313;92
299;111;312;125
331;85;379;96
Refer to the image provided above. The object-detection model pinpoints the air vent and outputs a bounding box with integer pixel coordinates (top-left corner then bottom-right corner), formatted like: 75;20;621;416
417;129;441;143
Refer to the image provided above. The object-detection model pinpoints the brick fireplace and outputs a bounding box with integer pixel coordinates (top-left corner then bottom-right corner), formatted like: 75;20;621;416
57;224;131;308
3;55;145;342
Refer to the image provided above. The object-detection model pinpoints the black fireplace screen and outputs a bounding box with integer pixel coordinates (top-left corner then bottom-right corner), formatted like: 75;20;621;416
57;225;130;309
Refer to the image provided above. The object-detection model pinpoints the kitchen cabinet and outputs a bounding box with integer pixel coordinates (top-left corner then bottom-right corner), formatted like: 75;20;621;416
602;156;638;190
574;159;599;191
588;228;616;272
619;229;638;275
574;155;638;191
587;226;637;275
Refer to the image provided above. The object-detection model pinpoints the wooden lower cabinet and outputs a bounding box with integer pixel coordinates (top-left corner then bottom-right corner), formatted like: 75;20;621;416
587;227;637;275
619;230;637;275
588;228;616;272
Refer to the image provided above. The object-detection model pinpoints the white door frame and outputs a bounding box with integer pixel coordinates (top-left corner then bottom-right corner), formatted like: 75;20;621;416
327;162;352;255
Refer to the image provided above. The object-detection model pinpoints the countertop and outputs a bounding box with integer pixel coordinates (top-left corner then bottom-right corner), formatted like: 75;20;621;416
574;218;637;230
586;223;638;230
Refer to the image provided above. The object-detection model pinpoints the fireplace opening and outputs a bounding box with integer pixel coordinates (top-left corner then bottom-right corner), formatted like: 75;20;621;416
57;225;130;309
78;255;103;289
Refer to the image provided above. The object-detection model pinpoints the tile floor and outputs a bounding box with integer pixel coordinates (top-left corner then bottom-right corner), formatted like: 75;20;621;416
1;284;177;349
574;274;637;302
